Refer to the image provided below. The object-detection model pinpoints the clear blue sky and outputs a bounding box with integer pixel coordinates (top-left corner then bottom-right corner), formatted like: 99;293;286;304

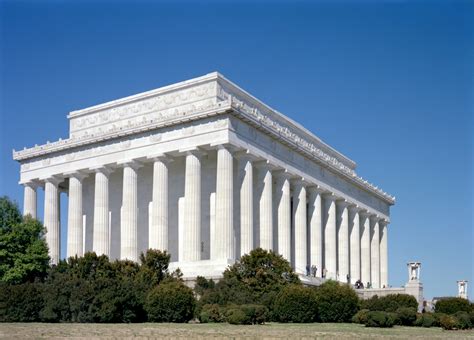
0;0;472;299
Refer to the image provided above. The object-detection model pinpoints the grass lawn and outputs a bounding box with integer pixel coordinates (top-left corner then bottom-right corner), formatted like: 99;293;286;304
1;322;473;339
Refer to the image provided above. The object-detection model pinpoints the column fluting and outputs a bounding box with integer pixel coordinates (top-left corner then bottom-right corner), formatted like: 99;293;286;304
150;157;171;251
67;173;86;258
240;158;254;256
360;211;371;287
370;216;380;288
337;200;350;282
294;182;307;275
121;163;141;261
23;183;37;218
183;151;202;261
93;168;112;257
213;146;234;260
380;221;388;288
349;206;361;284
277;175;291;262
44;178;61;265
309;188;323;277
259;166;273;250
324;194;337;279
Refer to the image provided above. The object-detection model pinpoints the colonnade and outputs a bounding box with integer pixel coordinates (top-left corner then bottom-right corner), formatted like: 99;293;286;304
22;147;389;288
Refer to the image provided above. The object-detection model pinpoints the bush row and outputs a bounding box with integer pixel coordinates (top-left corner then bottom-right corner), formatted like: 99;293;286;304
353;309;474;330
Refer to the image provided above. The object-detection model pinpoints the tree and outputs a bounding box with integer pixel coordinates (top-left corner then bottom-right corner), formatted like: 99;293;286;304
145;281;196;322
0;197;49;284
315;280;360;323
435;297;472;315
274;285;319;323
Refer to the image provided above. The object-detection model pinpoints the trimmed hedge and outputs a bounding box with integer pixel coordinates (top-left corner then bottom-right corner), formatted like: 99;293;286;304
352;309;370;324
414;313;435;327
365;311;394;328
199;304;267;325
396;307;417;326
315;281;359;323
145;281;196;322
274;285;319;323
435;297;472;315
361;294;418;312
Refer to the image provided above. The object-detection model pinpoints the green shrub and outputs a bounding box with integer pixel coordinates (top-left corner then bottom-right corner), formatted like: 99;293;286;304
352;309;370;324
453;311;472;330
396;307;417;326
365;311;394;328
240;304;267;324
315;280;359;323
361;294;418;312
388;312;401;325
0;283;43;322
225;307;251;325
414;313;435;328
273;285;318;323
145;281;195;322
435;297;471;315
439;314;460;330
199;304;224;323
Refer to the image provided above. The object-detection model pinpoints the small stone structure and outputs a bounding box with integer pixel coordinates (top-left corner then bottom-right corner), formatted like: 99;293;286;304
356;261;424;311
457;280;468;300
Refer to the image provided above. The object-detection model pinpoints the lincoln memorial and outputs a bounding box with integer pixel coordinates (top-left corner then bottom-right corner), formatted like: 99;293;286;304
13;72;395;288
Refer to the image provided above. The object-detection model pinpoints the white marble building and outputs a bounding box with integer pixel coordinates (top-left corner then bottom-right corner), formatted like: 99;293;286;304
13;72;395;287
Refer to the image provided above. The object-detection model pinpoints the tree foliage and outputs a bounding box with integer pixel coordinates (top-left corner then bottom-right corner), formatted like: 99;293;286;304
0;197;49;284
314;280;360;323
145;281;195;322
273;285;319;323
435;297;472;315
361;293;418;312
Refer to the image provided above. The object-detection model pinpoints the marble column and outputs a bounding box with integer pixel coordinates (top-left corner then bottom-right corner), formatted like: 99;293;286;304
337;200;350;282
349;206;361;284
293;182;307;275
259;166;273;250
324;194;337;279
23;182;38;218
239;157;254;256
277;175;291;262
213;146;234;260
44;177;61;265
370;216;380;289
309;188;323;277
67;173;87;258
93;167;112;257
183;150;202;261
150;156;172;251
121;162;141;261
380;220;388;288
360;211;371;287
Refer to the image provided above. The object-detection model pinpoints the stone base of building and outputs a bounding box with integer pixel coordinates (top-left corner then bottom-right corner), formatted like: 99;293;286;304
355;282;424;311
169;259;235;285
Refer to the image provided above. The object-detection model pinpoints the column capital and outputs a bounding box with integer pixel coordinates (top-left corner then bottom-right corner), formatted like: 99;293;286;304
336;198;351;208
41;175;63;186
308;184;326;195
20;180;41;189
147;153;174;164
359;210;372;218
348;204;361;213
117;159;143;170
379;219;389;226
179;146;207;158
90;165;114;176
254;159;279;171
322;192;338;201
370;214;381;223
234;149;259;162
64;170;88;181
